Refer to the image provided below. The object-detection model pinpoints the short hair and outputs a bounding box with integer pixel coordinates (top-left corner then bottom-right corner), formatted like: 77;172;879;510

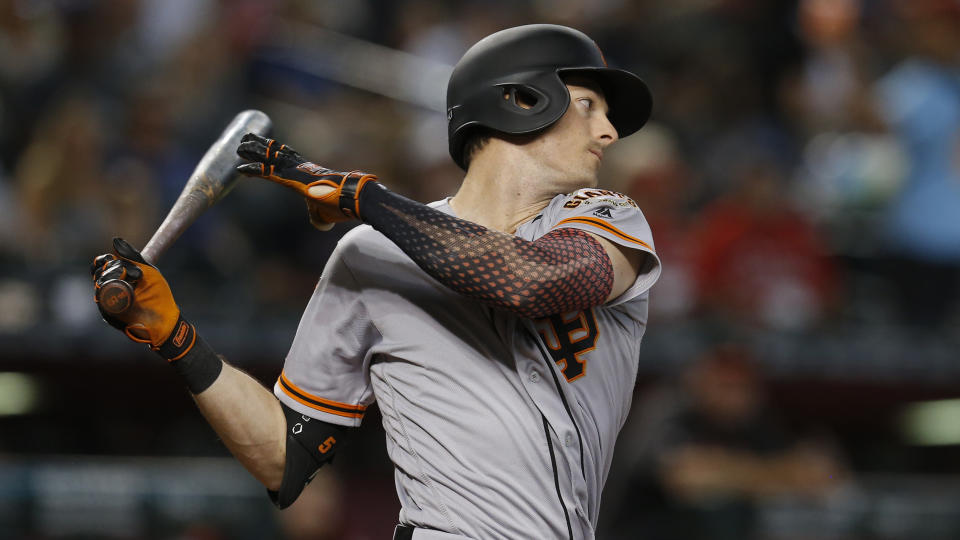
461;128;492;170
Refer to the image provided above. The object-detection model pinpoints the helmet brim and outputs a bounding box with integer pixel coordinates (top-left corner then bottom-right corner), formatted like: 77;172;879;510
557;67;652;139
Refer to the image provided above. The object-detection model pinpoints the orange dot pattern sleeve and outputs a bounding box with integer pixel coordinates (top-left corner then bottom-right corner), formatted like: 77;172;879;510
358;187;613;319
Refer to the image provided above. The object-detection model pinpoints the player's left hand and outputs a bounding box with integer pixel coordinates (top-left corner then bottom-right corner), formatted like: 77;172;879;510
236;133;378;230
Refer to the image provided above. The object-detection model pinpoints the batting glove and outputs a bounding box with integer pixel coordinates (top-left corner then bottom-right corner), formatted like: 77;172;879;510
91;238;195;362
235;133;378;230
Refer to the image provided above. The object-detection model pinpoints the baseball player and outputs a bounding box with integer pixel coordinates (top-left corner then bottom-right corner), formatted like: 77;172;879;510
91;24;660;539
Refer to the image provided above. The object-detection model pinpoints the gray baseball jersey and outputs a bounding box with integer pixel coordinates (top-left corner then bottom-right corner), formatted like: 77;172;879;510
275;188;660;539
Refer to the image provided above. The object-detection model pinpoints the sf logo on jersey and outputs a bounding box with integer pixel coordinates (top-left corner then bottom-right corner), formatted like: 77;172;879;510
536;308;599;382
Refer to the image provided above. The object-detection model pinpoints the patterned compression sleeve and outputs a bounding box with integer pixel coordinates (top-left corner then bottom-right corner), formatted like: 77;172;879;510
358;185;613;319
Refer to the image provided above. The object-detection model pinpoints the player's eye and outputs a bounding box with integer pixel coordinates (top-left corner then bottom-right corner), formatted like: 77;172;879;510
578;97;593;109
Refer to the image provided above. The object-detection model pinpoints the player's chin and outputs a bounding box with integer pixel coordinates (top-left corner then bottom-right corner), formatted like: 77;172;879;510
573;172;599;189
580;164;601;187
558;162;599;190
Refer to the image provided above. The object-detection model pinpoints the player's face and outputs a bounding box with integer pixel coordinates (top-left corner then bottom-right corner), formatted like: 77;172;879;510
527;80;619;188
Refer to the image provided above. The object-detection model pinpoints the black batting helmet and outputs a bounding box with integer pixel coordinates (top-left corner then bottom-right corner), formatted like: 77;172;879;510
446;24;653;170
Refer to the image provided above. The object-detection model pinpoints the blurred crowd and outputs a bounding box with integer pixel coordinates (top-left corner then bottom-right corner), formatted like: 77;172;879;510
2;0;960;538
1;0;958;338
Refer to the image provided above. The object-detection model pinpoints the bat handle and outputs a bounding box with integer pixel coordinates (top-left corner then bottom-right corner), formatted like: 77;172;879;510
97;279;135;315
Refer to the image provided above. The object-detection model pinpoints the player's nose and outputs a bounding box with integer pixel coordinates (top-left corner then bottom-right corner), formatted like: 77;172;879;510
595;113;618;147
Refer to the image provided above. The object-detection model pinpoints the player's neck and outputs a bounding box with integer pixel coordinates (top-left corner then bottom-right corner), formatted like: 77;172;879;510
450;148;558;233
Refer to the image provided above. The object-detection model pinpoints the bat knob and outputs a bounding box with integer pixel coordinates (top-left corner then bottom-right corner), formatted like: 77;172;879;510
98;280;134;314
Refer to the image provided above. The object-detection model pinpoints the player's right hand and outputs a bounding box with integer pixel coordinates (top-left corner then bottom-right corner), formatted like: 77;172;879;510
91;238;182;350
235;133;378;230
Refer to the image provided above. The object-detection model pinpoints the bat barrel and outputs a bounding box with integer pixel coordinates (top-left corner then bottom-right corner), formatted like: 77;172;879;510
98;109;272;314
141;109;272;264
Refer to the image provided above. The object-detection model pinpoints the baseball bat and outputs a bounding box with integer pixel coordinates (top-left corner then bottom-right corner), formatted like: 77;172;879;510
97;109;273;314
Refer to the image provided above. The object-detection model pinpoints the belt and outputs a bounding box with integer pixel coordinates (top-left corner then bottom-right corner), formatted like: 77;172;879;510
393;524;414;540
392;525;466;539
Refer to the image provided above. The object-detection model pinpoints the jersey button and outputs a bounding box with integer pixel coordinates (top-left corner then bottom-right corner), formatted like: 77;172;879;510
529;371;540;383
564;433;573;447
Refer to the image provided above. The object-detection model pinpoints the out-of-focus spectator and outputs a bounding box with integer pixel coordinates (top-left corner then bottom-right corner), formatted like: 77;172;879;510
602;344;846;540
784;0;882;135
134;0;215;65
872;0;960;329
395;0;528;203
692;158;839;331
13;92;158;263
0;159;20;260
784;0;906;217
0;0;67;168
0;0;64;91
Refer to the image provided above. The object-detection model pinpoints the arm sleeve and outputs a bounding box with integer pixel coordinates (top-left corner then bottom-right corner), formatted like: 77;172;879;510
357;185;613;319
274;242;380;427
541;188;661;306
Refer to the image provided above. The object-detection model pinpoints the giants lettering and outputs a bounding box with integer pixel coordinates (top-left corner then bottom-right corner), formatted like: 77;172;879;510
563;189;638;209
537;308;599;382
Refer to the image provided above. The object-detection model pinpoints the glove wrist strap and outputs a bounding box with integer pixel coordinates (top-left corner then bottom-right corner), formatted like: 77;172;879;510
155;315;224;394
338;173;378;219
155;314;196;361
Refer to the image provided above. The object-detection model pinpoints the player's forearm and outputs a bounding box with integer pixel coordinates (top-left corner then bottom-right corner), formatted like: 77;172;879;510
358;186;613;318
90;243;287;490
235;136;622;317
193;362;287;490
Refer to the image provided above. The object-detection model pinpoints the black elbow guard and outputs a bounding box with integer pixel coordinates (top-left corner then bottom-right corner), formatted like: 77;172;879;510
268;402;352;509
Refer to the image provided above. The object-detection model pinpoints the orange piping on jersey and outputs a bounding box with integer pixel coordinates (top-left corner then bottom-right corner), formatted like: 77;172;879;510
279;372;367;411
554;217;654;250
278;382;365;419
278;371;366;418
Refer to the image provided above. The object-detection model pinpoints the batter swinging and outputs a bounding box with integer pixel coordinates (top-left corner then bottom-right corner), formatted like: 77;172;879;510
91;24;660;539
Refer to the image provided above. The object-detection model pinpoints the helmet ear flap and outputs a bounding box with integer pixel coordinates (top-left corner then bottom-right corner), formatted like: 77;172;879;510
498;85;550;115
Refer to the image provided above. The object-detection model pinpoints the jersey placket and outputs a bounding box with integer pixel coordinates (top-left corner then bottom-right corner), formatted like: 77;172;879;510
515;318;593;539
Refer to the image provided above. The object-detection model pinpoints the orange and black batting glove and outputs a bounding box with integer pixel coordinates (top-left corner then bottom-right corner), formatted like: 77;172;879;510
235;133;379;230
92;238;184;353
92;238;222;393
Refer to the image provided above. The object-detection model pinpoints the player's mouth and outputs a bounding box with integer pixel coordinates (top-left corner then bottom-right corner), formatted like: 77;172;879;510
589;148;603;161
